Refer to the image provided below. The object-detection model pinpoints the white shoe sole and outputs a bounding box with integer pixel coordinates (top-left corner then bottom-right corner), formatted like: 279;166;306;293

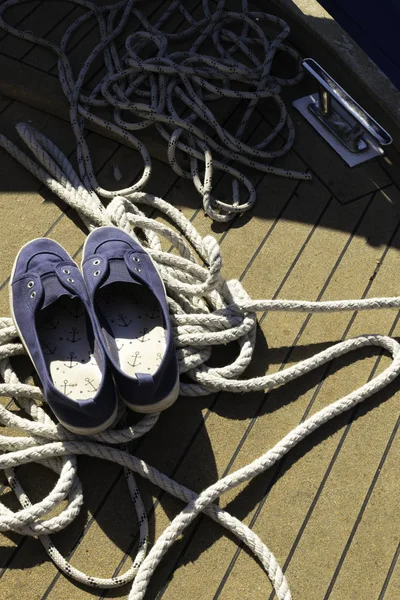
122;375;180;414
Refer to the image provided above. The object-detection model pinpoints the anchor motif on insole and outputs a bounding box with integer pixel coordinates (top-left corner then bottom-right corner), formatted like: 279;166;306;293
62;380;73;396
138;328;150;342
43;342;56;355
117;313;132;327
67;328;81;343
116;341;124;351
85;377;98;392
65;352;79;369
128;351;142;367
71;304;84;319
147;304;160;319
43;318;59;330
156;352;162;366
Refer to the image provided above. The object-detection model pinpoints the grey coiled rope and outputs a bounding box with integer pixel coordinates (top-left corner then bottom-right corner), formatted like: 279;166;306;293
0;0;311;221
0;3;399;600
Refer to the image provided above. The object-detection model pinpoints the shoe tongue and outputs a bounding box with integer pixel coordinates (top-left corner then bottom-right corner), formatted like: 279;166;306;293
41;274;76;309
99;258;142;289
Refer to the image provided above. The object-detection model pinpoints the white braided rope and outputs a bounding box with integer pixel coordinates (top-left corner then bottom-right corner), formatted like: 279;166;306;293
0;123;399;599
0;2;399;598
0;0;312;222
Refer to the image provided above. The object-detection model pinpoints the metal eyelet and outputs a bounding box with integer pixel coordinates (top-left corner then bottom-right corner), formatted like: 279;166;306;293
94;270;100;277
67;277;75;283
132;256;140;262
136;268;142;273
27;281;34;289
93;259;100;266
62;268;70;274
30;291;36;299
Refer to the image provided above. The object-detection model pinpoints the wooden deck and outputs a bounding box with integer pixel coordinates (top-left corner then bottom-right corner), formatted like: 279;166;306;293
0;2;399;600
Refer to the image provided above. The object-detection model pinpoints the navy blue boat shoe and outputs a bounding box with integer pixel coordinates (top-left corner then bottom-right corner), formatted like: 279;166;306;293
81;227;180;413
10;238;118;434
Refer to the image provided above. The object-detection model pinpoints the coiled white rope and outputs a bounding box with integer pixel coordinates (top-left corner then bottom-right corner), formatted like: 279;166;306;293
0;0;312;221
0;122;400;599
0;3;399;599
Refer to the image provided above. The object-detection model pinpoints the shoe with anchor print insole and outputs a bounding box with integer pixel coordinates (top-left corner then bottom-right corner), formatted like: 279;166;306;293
82;227;179;413
10;238;117;434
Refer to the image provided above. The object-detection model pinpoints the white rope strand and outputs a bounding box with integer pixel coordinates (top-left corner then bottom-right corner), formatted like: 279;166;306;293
0;2;398;599
0;126;399;597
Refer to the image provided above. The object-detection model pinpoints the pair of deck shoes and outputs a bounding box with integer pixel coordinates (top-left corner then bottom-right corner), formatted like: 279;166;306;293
10;227;179;434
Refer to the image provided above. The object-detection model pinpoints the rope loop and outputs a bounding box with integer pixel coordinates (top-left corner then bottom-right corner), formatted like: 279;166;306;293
0;2;397;599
